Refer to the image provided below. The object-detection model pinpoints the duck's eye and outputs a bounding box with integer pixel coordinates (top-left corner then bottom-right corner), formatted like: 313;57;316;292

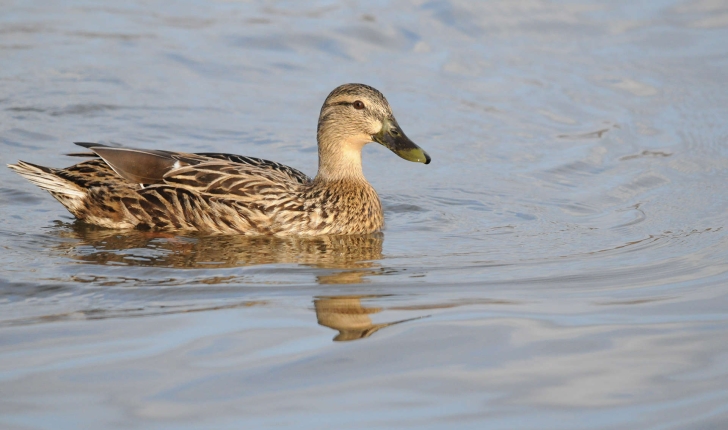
352;100;365;110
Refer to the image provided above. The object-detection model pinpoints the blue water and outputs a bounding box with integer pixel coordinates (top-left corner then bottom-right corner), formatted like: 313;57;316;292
1;1;728;429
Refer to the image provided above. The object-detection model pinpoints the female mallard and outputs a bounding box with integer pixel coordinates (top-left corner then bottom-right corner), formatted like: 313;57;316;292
8;84;431;235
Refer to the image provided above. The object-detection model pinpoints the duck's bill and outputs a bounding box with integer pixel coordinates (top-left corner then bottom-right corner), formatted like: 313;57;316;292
372;119;431;164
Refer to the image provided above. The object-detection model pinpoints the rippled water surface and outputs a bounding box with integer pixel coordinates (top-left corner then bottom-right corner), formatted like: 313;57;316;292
2;1;728;428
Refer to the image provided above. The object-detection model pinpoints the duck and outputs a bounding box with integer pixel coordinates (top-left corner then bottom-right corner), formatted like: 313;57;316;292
7;83;431;235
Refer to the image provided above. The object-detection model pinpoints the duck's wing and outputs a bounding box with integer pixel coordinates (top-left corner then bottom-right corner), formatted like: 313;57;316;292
195;153;311;184
161;160;302;198
74;142;208;185
74;143;311;185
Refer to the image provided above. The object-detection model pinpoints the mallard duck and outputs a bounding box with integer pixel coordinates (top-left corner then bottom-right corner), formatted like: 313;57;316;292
8;84;430;235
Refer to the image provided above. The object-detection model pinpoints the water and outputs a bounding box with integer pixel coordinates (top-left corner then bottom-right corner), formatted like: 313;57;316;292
1;1;728;428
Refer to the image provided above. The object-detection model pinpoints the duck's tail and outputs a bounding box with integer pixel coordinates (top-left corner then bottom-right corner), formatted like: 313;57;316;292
7;161;87;213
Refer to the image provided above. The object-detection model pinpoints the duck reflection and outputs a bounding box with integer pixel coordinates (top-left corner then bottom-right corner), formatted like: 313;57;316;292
314;296;424;342
48;222;432;342
52;222;383;277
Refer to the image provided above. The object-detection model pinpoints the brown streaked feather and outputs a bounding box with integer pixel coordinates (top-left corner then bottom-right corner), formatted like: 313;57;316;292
195;153;311;184
163;161;301;196
57;159;140;191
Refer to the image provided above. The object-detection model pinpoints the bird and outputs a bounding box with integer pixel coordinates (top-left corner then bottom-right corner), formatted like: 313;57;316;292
8;83;431;235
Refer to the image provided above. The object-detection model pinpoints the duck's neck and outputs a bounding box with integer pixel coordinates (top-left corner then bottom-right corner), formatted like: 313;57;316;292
314;136;368;183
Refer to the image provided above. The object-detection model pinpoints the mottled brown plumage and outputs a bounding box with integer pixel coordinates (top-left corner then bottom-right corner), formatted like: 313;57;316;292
8;84;431;235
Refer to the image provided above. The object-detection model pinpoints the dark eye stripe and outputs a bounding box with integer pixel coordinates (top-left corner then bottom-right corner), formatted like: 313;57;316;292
328;101;366;109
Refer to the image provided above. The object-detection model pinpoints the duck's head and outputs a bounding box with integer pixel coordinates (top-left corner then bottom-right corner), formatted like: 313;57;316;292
316;84;431;168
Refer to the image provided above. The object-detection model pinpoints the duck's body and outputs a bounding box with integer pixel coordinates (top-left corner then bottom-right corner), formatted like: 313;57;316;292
8;84;430;235
12;151;383;235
